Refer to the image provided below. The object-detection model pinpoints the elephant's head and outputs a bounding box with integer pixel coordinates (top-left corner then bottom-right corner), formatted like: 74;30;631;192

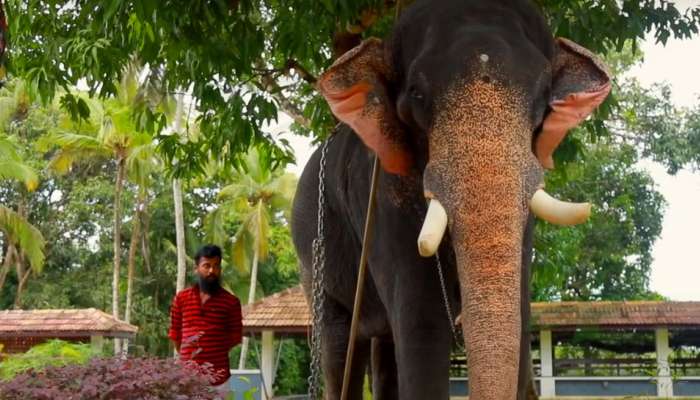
317;1;610;398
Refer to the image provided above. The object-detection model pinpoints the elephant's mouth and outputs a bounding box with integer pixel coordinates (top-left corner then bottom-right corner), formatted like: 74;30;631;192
417;189;591;257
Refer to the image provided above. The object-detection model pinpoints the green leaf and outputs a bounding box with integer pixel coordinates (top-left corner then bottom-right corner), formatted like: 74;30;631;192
0;206;46;274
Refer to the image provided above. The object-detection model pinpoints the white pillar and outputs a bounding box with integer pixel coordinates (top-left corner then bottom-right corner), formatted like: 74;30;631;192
261;331;275;400
90;335;104;354
540;329;556;398
655;327;673;397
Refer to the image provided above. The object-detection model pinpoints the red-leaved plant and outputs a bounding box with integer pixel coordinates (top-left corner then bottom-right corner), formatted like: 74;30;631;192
0;357;223;400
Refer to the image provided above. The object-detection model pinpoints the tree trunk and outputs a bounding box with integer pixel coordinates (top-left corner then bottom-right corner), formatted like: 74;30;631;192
123;191;145;354
238;230;260;369
12;199;30;309
173;94;187;295
13;254;30;309
0;244;15;293
174;179;187;293
113;154;125;355
125;192;145;324
141;200;152;274
13;269;30;309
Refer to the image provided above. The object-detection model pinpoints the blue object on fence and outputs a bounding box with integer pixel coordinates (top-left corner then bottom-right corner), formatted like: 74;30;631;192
229;369;263;400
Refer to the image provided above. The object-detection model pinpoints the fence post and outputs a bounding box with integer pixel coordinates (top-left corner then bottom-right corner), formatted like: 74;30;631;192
261;330;275;400
540;329;556;398
655;327;673;397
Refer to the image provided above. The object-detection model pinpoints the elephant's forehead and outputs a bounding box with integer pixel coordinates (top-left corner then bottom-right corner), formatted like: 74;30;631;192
435;77;530;133
405;30;549;101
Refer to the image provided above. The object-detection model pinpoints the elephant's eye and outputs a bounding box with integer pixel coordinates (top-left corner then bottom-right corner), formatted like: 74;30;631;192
409;86;424;101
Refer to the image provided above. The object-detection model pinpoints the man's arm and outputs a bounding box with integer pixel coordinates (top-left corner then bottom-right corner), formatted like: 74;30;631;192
228;296;243;349
168;294;183;353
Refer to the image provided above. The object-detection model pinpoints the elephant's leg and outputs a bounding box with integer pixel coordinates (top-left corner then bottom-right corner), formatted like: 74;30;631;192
392;301;452;400
371;336;398;400
320;296;371;400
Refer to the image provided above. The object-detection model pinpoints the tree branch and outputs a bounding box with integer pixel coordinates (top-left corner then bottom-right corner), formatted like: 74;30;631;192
284;59;316;84
252;61;312;129
253;78;310;129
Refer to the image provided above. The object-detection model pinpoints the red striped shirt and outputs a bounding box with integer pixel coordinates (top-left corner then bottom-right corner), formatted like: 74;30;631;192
168;285;242;385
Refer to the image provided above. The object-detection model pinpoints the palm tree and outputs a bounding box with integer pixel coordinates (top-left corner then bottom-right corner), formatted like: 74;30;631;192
123;135;160;326
39;60;162;354
211;148;296;368
0;136;44;297
0;81;45;304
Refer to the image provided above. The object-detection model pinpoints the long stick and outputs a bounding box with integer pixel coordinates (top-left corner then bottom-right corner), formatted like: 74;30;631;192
340;155;380;400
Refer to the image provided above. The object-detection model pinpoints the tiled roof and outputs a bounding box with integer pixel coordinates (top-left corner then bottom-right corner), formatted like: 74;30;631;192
243;285;700;333
532;300;700;329
243;286;310;334
0;308;138;339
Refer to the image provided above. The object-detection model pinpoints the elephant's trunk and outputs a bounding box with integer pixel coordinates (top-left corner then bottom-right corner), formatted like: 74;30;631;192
425;149;531;400
424;79;542;400
451;178;525;400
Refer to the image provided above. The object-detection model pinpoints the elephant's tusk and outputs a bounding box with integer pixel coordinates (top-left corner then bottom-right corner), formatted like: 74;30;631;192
530;189;591;226
417;199;448;257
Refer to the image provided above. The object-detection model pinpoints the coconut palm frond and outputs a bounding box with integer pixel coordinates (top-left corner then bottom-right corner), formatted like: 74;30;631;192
218;181;255;202
38;132;105;154
268;172;297;212
0;206;45;273
203;206;228;248
126;140;160;187
0;135;20;160
0;160;39;191
0;135;39;190
38;132;110;173
250;200;270;262
119;58;142;106
231;227;251;276
0;97;17;128
163;238;194;266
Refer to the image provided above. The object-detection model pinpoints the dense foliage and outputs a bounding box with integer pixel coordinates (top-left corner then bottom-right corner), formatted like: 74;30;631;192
3;0;700;176
0;340;96;381
0;357;219;399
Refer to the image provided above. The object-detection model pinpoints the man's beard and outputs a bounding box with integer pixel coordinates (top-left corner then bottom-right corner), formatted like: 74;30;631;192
197;275;221;294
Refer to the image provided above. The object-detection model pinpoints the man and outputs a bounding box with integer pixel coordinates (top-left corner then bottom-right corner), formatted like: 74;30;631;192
169;244;242;396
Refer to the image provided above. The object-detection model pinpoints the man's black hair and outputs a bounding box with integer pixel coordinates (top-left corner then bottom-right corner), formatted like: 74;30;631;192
194;244;222;265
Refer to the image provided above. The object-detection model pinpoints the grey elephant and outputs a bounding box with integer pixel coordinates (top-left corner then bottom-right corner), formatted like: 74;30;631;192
291;0;611;399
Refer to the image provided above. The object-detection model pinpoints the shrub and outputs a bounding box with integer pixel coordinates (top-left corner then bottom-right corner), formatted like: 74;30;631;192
0;340;96;381
0;357;220;400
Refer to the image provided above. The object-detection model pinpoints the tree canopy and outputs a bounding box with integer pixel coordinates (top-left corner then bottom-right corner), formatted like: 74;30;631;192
3;0;700;176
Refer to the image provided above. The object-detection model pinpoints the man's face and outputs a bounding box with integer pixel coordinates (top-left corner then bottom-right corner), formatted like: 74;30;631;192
195;256;222;283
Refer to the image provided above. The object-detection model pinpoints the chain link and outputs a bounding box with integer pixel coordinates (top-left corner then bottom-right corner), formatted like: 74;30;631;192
435;253;463;349
308;137;333;399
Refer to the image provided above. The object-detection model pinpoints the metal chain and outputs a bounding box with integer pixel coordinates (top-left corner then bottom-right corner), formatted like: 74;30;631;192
435;253;463;349
308;137;333;399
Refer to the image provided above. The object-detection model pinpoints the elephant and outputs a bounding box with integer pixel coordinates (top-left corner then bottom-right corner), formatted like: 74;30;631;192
291;0;611;399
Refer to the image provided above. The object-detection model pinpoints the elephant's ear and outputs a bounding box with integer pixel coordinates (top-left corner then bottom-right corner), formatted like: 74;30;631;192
535;38;612;169
318;38;412;175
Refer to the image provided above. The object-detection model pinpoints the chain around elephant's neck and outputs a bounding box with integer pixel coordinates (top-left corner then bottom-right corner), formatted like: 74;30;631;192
308;136;333;399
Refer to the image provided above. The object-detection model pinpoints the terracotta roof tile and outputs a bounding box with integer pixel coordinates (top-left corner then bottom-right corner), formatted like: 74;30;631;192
0;308;138;338
243;286;700;333
532;301;700;329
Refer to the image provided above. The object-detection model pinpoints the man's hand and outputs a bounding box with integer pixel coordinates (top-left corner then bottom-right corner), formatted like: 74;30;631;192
172;340;181;353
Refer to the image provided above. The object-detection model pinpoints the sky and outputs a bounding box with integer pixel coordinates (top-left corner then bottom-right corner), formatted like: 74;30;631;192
276;2;700;301
629;0;700;301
